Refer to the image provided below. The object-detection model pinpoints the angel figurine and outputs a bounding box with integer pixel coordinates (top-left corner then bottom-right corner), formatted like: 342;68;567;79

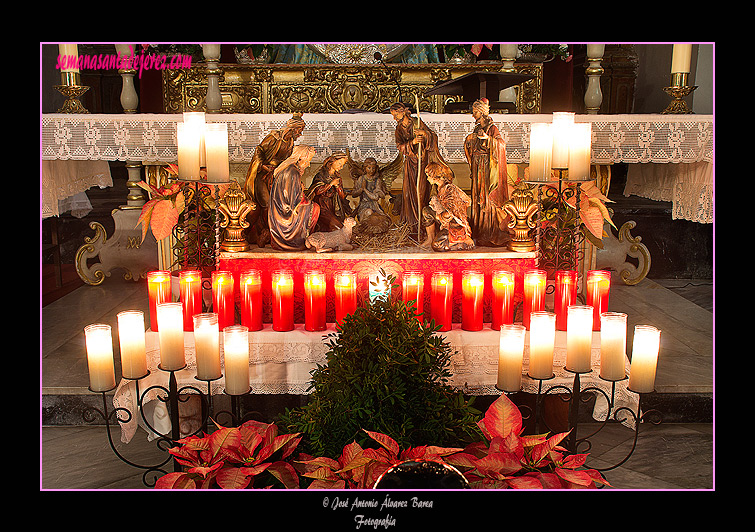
420;162;475;252
346;154;402;222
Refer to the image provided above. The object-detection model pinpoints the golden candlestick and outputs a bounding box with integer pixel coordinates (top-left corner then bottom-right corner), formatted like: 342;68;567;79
662;72;697;114
55;71;90;114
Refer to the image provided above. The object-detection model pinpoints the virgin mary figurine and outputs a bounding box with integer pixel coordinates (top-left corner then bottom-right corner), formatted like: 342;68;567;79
268;145;320;251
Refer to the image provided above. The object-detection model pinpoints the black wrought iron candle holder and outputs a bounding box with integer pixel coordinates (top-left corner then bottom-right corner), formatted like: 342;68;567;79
497;367;663;475
81;362;260;487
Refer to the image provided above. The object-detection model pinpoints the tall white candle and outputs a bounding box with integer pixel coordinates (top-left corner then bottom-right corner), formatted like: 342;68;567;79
156;302;185;371
599;312;627;381
528;311;556;380
566;305;594;373
567;122;592;181
223;325;250;395
183;112;206;167
551;112;574;169
529;122;552;181
84;324;116;392
498;324;526;392
116;310;148;380
671;44;692;74
176;122;201;181
58;43;79;73
193;313;222;381
628;325;661;393
204;122;230;182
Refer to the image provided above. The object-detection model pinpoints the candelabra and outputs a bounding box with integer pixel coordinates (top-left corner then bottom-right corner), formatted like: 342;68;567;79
496;313;663;476
82;364;261;487
511;368;663;473
533;169;588;273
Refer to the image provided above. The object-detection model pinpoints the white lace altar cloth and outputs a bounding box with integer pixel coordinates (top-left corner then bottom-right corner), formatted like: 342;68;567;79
624;161;713;224
41;160;112;218
41;113;713;166
113;326;637;444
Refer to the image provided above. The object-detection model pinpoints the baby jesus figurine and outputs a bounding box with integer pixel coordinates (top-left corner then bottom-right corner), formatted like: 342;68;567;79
421;162;475;252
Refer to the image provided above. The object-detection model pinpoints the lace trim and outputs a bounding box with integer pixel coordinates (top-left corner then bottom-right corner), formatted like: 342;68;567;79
42;113;713;165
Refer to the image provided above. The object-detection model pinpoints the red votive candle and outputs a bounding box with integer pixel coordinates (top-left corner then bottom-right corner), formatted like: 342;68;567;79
402;271;424;321
430;271;453;332
240;269;262;331
211;270;235;330
334;270;357;326
523;269;547;330
272;270;294;332
461;270;484;331
179;270;203;331
492;270;515;330
147;270;171;331
555;270;578;331
304;270;326;332
586;270;611;330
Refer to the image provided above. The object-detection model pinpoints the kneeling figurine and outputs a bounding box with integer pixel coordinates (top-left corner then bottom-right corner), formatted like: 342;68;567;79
421;162;475;252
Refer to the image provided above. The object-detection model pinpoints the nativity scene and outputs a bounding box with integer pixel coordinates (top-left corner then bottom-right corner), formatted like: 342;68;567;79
41;43;714;495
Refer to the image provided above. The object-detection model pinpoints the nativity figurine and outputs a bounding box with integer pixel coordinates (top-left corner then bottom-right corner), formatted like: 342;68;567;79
346;154;402;222
305;216;357;253
389;101;454;239
268;145;319;251
305;151;352;232
244;113;306;247
463;98;511;247
420;162;475;252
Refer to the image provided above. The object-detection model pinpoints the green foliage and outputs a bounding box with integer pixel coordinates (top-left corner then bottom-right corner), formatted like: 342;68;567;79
277;271;483;459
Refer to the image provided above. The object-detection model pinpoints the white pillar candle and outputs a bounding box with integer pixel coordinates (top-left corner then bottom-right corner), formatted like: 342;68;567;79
671;44;692;74
204;122;229;182
497;324;526;392
551;112;574;169
84;324;117;392
567;122;592;181
528;311;556;380
566;305;594;373
223;325;250;395
116;310;148;380
529;122;552;182
176;122;201;181
183;112;206;167
628;325;661;393
58;43;79;73
193;313;222;381
599;312;627;381
156;302;186;371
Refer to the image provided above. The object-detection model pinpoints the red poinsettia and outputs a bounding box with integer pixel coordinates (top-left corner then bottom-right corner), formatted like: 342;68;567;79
155;419;302;489
443;394;610;488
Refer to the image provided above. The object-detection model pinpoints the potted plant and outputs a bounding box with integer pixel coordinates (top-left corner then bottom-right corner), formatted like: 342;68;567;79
277;270;483;459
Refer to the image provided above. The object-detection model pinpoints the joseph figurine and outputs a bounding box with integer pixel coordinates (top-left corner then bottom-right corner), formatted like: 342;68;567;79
389;102;452;236
464;98;511;247
244;113;306;247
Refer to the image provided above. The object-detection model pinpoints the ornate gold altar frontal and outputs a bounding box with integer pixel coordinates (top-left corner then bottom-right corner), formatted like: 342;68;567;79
162;62;543;115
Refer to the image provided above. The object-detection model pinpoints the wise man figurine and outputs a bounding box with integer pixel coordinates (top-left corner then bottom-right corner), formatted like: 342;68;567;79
464;98;511;247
